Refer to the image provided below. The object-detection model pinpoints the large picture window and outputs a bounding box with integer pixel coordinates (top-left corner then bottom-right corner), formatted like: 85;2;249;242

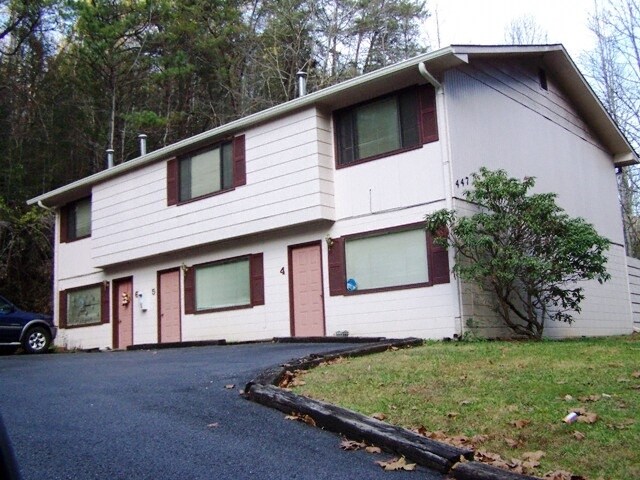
60;197;91;242
195;258;250;311
335;85;437;167
345;229;428;291
184;253;264;314
327;224;450;296
59;283;109;328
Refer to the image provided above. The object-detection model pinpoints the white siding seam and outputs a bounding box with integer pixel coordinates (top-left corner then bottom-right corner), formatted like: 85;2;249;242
92;181;325;241
456;68;605;153
479;61;587;127
336;198;447;223
91;201;328;259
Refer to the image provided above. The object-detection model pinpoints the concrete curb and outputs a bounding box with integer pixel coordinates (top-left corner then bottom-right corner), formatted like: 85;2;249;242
244;337;543;480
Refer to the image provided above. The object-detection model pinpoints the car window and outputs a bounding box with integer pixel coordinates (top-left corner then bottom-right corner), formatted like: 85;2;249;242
0;297;13;314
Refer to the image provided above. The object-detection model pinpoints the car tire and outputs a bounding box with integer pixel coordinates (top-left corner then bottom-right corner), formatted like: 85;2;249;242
22;326;51;354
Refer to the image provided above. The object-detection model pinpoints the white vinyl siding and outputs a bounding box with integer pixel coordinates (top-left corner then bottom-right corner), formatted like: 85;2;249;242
91;108;335;267
195;258;250;310
345;229;428;291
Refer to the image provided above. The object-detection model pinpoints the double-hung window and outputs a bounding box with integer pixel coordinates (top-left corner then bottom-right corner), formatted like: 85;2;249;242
167;135;246;206
179;142;234;202
334;85;437;167
60;197;91;243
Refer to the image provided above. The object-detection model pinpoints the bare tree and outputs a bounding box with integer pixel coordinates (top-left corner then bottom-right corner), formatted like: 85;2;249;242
504;14;548;44
582;0;640;257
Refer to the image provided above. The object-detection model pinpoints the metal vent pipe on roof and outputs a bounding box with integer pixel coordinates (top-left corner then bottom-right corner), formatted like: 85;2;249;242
296;71;308;97
106;148;115;169
138;134;147;156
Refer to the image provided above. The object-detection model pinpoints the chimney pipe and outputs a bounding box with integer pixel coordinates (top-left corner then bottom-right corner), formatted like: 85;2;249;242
138;134;147;156
296;71;308;97
106;148;115;169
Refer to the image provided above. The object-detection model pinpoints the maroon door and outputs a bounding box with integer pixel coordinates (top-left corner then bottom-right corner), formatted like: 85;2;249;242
158;269;181;343
113;277;134;349
289;243;326;336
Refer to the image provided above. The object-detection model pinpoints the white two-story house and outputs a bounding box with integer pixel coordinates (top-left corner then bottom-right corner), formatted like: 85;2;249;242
28;45;637;350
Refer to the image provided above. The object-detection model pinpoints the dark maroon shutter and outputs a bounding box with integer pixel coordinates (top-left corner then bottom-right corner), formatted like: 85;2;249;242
328;237;347;296
101;282;110;323
419;85;438;144
59;207;69;243
233;134;246;187
58;290;67;328
428;234;450;285
167;157;178;205
184;267;195;314
250;253;265;306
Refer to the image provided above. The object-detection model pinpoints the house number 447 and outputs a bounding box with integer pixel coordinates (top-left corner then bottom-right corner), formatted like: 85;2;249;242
455;177;470;188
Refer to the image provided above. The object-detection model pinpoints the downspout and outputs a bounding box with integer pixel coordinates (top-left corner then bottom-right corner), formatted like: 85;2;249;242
419;61;464;338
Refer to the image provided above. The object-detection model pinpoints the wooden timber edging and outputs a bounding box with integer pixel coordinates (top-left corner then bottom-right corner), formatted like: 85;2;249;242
244;337;544;479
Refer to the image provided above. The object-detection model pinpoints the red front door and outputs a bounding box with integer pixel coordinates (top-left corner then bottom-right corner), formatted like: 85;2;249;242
289;243;326;336
113;277;134;349
158;269;181;343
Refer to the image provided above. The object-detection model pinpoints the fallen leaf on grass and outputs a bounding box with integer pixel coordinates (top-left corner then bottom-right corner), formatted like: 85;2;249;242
572;431;586;440
371;412;386;421
522;451;545;462
505;438;521;448
577;394;601;402
340;439;366;451
563;395;574;402
412;425;429;436
289;378;306;387
278;371;295;388
425;430;448;441
606;419;635;429
447;412;458;418
576;412;598;424
510;419;531;429
375;457;416;471
224;384;235;389
632;371;640;378
459;399;473;406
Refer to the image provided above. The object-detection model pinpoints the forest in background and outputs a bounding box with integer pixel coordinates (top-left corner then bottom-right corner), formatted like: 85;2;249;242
1;0;639;313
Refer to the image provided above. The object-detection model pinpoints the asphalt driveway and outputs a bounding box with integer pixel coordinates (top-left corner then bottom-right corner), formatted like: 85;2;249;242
0;343;443;479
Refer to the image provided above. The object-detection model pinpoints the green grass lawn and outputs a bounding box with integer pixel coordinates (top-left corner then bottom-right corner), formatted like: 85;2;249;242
293;335;640;479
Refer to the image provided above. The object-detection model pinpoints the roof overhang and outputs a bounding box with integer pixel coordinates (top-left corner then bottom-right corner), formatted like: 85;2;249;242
28;44;637;207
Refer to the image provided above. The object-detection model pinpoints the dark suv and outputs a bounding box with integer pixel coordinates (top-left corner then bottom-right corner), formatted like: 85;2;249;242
0;295;56;354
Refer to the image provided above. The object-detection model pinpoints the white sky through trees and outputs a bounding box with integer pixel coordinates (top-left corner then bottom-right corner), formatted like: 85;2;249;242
424;0;595;57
